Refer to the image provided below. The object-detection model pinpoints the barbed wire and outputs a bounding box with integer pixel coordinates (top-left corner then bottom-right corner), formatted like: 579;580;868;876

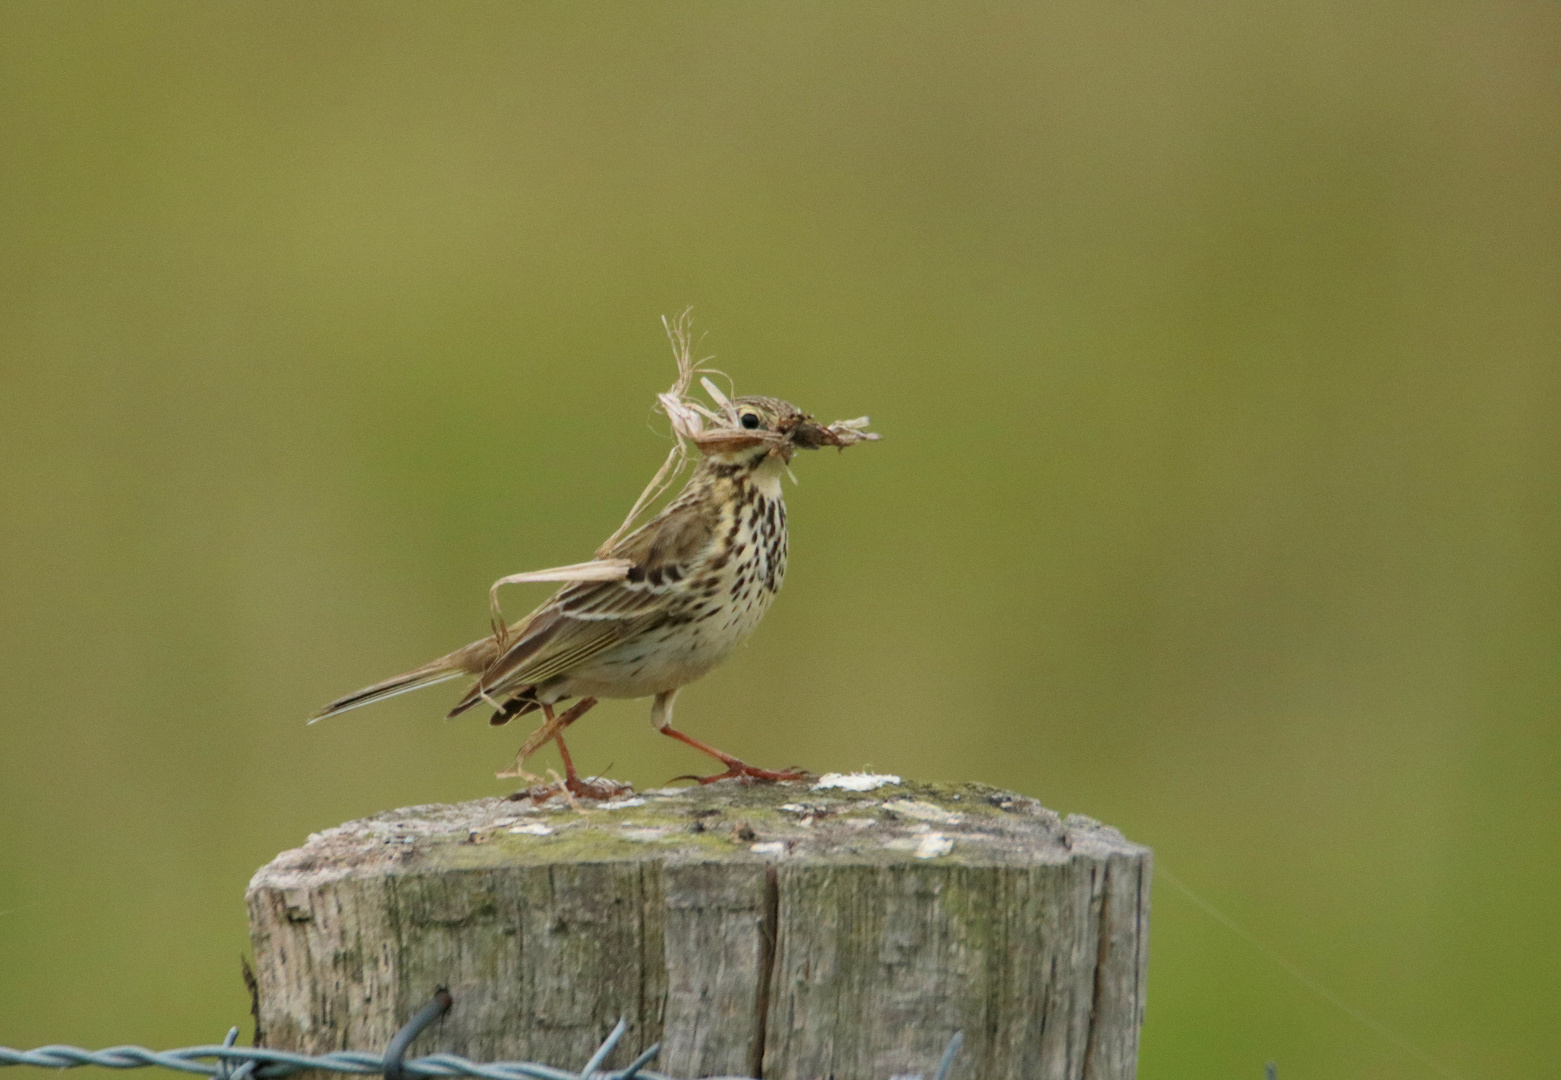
0;990;963;1080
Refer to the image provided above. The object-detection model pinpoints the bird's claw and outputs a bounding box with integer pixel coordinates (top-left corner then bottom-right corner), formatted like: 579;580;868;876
521;775;634;804
673;762;810;785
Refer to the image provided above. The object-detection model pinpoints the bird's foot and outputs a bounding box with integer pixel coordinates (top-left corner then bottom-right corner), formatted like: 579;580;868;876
679;761;810;785
566;774;634;801
518;774;634;804
657;723;810;785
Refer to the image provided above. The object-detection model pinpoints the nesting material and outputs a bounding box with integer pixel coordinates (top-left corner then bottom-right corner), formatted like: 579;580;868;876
596;308;880;560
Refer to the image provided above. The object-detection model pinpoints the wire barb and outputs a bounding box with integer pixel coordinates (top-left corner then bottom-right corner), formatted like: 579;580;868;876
616;1044;659;1080
385;990;452;1080
1;1008;959;1080
932;1032;963;1080
577;1020;626;1078
214;1028;255;1080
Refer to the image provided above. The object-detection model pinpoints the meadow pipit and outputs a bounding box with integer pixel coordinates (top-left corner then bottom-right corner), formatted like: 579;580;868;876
309;318;877;796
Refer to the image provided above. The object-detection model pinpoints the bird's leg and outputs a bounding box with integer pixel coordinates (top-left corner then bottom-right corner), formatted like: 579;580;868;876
515;698;597;772
661;726;810;783
651;689;808;784
499;697;630;801
546;699;632;801
552;726;583;784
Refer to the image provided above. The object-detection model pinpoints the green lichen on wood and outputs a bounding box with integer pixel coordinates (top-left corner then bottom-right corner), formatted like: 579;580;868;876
248;778;1149;1079
264;778;1082;885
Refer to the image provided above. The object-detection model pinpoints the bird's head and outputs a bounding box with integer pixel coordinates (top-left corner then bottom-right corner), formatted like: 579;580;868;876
690;394;875;466
593;315;880;557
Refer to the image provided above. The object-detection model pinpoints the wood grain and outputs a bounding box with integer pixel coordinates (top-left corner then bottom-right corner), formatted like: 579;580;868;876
247;780;1150;1079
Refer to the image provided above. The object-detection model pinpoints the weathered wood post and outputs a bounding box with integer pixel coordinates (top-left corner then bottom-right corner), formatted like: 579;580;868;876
247;778;1150;1079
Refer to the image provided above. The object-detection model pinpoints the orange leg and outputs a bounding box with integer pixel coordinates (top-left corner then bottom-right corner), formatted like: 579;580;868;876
649;689;807;784
659;723;807;783
545;699;595;783
503;698;607;789
523;698;630;801
553;727;581;782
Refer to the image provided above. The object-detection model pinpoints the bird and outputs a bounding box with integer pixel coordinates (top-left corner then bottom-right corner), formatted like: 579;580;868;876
308;347;877;798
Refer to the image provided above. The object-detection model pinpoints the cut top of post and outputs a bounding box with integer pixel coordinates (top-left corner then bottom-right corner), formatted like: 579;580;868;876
249;778;1142;888
248;778;1150;1080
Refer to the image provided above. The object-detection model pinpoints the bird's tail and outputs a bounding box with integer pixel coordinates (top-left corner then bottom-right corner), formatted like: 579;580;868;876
307;657;469;724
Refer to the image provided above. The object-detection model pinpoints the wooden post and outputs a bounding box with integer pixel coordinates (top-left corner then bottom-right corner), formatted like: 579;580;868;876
246;779;1150;1080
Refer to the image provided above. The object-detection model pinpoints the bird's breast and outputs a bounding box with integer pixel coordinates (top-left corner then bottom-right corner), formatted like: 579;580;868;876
560;485;789;699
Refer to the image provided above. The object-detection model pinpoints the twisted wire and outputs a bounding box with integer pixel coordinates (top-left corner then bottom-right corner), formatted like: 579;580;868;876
1;1022;963;1080
0;1042;673;1080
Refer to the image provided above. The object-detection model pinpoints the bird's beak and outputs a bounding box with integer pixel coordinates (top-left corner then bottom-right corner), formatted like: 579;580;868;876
692;429;772;455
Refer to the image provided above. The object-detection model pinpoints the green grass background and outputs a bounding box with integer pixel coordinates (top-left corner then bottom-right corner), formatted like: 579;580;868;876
1;4;1556;1078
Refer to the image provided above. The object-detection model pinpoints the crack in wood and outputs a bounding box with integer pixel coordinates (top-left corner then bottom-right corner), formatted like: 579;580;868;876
750;863;780;1079
246;781;1150;1079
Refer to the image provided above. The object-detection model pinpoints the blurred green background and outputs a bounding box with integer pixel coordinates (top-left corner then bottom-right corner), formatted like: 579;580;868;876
1;3;1556;1078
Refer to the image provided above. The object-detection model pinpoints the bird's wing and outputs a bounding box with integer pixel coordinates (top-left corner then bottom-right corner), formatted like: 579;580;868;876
448;497;720;715
487;559;633;634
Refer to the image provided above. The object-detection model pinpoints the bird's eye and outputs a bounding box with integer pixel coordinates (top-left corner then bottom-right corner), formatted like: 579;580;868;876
740;412;762;430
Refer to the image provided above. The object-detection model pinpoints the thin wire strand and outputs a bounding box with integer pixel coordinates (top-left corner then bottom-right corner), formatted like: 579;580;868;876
1157;865;1466;1080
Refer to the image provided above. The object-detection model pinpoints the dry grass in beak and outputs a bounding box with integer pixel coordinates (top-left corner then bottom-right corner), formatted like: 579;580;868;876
310;309;881;795
821;416;879;445
593;310;879;555
594;309;709;556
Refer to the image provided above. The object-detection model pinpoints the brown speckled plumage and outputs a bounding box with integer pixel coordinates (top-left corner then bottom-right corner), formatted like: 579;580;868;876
311;388;876;795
